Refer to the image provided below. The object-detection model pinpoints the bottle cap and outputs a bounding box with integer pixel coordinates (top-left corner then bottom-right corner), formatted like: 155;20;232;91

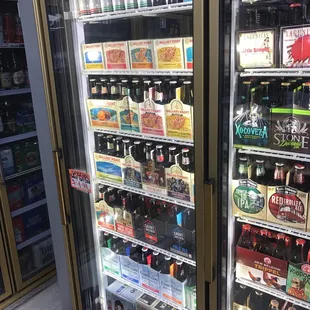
260;81;270;85
239;157;247;162
281;82;291;86
183;81;192;84
290;3;301;7
182;148;190;153
256;160;264;164
153;251;159;256
275;162;284;167
243;224;251;231
260;229;268;236
131;243;138;248
134;141;141;145
123;139;130;144
295;164;305;170
169;146;177;151
132;79;139;83
169;81;177;84
296;238;306;246
255;290;263;296
302;82;310;87
144;80;151;84
142;247;148;252
176;260;183;266
121;79;128;83
90;78;96;82
154;80;162;84
276;233;285;240
164;256;171;261
270;300;279;307
242;81;251;85
156;145;163;149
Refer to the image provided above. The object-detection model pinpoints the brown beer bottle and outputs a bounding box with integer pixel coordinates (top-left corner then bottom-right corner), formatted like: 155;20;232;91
268;299;279;309
274;233;286;260
257;229;270;255
271;162;286;186
238;224;252;249
252;159;268;185
237;157;248;179
291;164;307;192
291;238;306;264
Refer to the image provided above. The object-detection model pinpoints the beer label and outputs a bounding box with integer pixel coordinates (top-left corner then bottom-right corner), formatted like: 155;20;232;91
96;201;115;230
183;37;193;69
271;106;310;153
232;179;267;220
87;99;120;129
237;30;275;69
171;276;186;305
115;209;135;237
82;43;104;70
0;72;12;89
13;70;24;86
118;97;131;132
129;98;140;133
103;41;129;69
120;255;140;284
170;226;193;258
233;103;270;147
282;26;310;68
129;40;154;69
101;247;121;275
160;274;173;301
267;185;307;230
122;154;142;189
144;219;158;243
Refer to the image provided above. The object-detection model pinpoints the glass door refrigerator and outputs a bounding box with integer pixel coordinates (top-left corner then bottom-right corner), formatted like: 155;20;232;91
219;0;310;308
19;0;219;309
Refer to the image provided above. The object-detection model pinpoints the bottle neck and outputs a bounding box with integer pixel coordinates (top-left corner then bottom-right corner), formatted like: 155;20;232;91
256;164;265;177
294;171;305;185
274;167;285;182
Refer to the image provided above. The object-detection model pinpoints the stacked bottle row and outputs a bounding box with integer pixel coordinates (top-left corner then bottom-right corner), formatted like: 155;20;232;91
88;76;193;140
96;185;195;258
233;282;302;310
100;231;196;309
236;223;310;302
232;155;310;231
0;12;23;44
94;133;195;202
234;77;310;154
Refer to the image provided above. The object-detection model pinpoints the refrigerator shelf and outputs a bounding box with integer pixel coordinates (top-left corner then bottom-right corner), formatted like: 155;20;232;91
91;128;194;146
0;43;24;48
103;270;188;310
76;2;193;23
83;69;193;76
95;178;195;209
236;216;310;240
237;146;310;163
11;198;47;218
240;68;310;77
236;278;310;309
5;166;42;181
0;131;37;146
16;229;51;251
0;88;31;97
98;226;196;266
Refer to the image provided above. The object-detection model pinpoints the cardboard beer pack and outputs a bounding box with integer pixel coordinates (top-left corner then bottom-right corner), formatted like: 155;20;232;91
139;264;161;296
122;154;143;189
95;199;116;230
103;41;130;70
117;97;131;132
128;39;155;69
94;152;123;183
165;87;193;140
153;302;177;310
120;254;140;285
281;26;310;68
82;43;105;70
128;97;141;133
236;241;288;289
160;273;186;306
101;247;121;276
115;208;142;238
87;99;120;130
139;98;166;137
136;294;158;310
183;37;193;70
270;104;310;154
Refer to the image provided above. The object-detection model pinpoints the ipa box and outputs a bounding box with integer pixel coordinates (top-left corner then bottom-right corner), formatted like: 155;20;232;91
103;41;130;70
128;39;155;69
82;43;105;70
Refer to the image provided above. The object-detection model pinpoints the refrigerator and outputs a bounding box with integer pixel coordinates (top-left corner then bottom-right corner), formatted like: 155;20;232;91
19;0;220;309
0;0;55;304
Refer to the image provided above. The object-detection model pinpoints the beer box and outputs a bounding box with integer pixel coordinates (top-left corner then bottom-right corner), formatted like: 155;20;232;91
281;26;310;68
232;178;267;221
32;236;54;268
120;286;143;309
236;30;276;69
236;244;288;289
136;294;158;310
94;152;123;183
128;97;141;133
22;173;45;205
118;97;131;132
101;247;121;276
139;264;161;295
128;40;155;69
160;273;187;306
152;301;177;310
270;104;310;154
286;261;310;302
7;181;23;211
95;200;116;230
165;88;193;140
12;216;25;244
154;38;184;70
115;208;143;238
82;43;105;70
87;99;120;130
183;37;193;70
140;98;166;137
103;41;130;70
122;154;143;189
166;164;194;202
105;281;127;310
142;158;167;195
120;255;140;285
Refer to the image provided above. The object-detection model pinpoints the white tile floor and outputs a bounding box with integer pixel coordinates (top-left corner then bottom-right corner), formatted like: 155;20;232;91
5;279;62;310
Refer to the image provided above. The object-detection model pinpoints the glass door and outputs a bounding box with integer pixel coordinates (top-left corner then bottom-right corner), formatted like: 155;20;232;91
220;0;310;308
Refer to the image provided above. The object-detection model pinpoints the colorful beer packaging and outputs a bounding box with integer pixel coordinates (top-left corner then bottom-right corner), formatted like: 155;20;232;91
118;97;132;132
128;96;141;133
139;263;161;296
87;99;120;130
103;41;130;70
95;198;116;230
183;37;193;70
82;43;105;70
128;40;155;69
154;38;185;70
120;253;140;285
122;152;143;189
281;26;310;68
237;30;276;69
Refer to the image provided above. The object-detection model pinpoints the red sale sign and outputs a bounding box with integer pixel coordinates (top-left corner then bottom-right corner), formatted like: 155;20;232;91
69;169;92;194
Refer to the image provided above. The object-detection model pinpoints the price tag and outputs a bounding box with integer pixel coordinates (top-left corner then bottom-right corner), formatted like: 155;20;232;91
69;169;91;194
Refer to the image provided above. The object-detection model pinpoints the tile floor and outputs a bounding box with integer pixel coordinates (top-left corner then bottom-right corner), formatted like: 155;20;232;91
5;279;62;310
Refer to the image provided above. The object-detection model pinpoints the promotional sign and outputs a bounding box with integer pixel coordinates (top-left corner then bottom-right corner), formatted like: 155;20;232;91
69;169;91;194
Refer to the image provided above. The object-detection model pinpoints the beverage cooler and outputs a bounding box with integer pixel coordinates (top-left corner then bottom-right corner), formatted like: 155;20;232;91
0;0;55;306
18;0;220;308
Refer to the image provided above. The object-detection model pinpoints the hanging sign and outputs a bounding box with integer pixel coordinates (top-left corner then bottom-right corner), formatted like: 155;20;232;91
69;169;92;194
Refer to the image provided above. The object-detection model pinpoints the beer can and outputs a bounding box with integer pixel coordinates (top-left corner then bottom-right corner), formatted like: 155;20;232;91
101;0;114;12
3;13;15;43
89;0;102;14
0;147;15;176
113;0;126;10
0;14;3;45
15;15;23;44
78;0;90;15
125;0;138;9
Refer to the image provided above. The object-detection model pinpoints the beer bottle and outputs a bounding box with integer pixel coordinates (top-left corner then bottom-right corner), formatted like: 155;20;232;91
119;239;129;256
268;78;279;108
100;78;109;99
274;233;286;260
141;247;149;265
182;209;194;231
155;145;166;168
96;185;105;203
237;157;248;179
300;82;310;109
271;162;286;186
151;251;161;271
95;133;106;153
291;238;306;263
0;52;12;90
233;284;249;306
154;80;164;104
111;236;121;254
252;159;268;185
121;79;129;99
183;80;193;106
132;141;144;162
280;82;293;107
240;81;252;106
106;135;115;155
145;142;153;162
175;260;186;282
169;81;177;102
101;232;112;249
269;300;279;310
143;80;151;100
89;79;97;99
129;243;140;262
285;235;293;260
132;79;143;102
249;290;264;310
260;81;270;107
11;51;25;89
289;3;303;25
161;256;172;274
110;78;120;100
95;80;103;99
123;139;131;157
238;224;252;249
257;229;270;255
114;137;124;158
181;148;193;172
291;164;307;191
2;99;16;136
168;146;177;167
136;196;148;218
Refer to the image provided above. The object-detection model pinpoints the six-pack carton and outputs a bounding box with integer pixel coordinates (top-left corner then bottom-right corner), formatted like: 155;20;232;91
95;199;116;230
183;37;193;70
82;43;105;70
136;294;158;310
139;263;161;296
103;41;130;70
122;153;143;189
128;40;155;69
120;254;140;285
117;97;131;132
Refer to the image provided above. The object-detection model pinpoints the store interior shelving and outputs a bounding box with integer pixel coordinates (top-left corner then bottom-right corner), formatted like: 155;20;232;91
11;199;47;218
4;166;42;181
16;229;51;251
83;70;193;76
0;131;37;146
0;88;31;97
